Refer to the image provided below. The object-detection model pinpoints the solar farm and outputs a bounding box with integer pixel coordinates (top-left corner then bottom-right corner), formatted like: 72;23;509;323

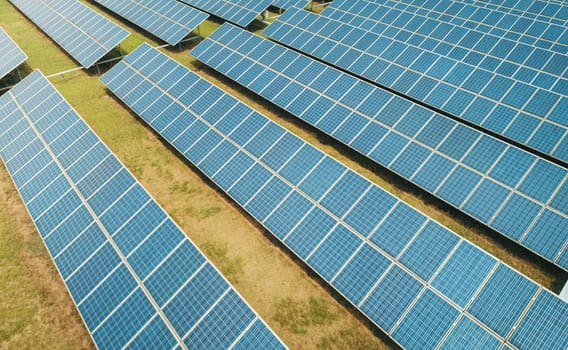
0;0;567;349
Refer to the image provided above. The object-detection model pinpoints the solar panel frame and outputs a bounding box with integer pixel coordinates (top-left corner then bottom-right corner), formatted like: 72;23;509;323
0;27;27;80
8;0;129;68
101;42;568;350
92;0;209;46
191;23;568;271
0;69;286;350
262;7;568;164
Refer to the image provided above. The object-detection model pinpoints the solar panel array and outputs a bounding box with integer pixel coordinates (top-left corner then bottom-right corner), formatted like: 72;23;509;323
8;0;129;68
0;27;27;80
0;70;286;350
191;23;568;271
360;0;568;48
92;0;209;46
433;0;568;24
178;0;272;27
263;7;568;164
101;43;568;350
325;0;568;78
272;0;309;10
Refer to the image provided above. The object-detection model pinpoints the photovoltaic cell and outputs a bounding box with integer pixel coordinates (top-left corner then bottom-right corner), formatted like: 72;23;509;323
101;42;568;350
191;23;568;271
8;0;129;68
0;27;27;80
263;7;568;164
92;0;209;46
0;69;285;350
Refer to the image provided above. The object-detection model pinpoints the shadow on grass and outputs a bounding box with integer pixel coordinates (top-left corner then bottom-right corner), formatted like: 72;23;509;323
0;62;33;95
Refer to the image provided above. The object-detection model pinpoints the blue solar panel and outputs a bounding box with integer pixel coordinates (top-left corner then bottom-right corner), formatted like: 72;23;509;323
263;7;568;164
102;42;568;349
509;289;568;350
93;0;209;46
399;222;459;281
361;265;423;332
439;316;501;350
332;244;391;304
392;289;460;350
0;27;27;80
468;265;539;337
431;242;497;308
178;0;272;27
8;0;129;68
191;23;568;271
0;70;285;349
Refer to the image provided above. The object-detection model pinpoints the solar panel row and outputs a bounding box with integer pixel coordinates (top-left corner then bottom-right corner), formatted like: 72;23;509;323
0;70;286;350
92;0;209;46
428;0;568;24
272;0;309;10
101;43;568;350
191;23;568;271
178;0;272;27
0;27;27;80
360;0;568;47
263;7;568;164
8;0;129;68
324;0;568;84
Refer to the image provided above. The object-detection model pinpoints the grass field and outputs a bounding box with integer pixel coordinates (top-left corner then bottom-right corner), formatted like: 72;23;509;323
0;0;565;349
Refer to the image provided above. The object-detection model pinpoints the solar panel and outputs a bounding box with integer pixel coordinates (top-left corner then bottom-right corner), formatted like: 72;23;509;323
177;0;272;27
0;69;286;350
191;23;568;271
262;7;568;164
8;0;129;68
358;0;568;47
92;0;209;46
272;0;309;10
101;42;568;350
0;27;27;80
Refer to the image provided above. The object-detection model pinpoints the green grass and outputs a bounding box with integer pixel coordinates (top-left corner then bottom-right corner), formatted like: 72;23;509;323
0;0;565;349
202;241;245;283
274;297;339;334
